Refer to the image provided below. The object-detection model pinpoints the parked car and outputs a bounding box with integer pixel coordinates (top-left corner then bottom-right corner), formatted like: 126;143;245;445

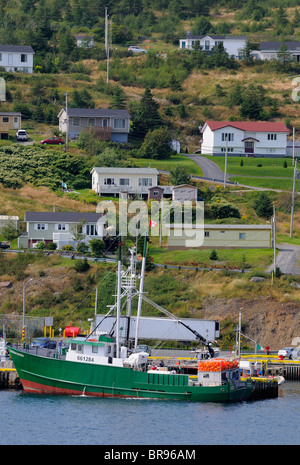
16;129;28;141
30;337;57;349
135;344;152;355
40;136;64;145
0;241;10;249
128;45;147;53
278;347;294;359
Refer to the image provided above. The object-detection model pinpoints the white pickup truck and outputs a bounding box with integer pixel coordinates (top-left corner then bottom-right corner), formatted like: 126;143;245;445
16;129;28;141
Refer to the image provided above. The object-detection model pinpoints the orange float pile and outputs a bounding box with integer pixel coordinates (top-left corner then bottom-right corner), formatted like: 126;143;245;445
198;359;239;372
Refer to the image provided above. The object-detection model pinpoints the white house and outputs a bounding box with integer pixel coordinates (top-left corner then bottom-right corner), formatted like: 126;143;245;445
179;33;247;59
0;45;34;73
251;41;300;61
76;34;94;48
200;121;289;157
91;167;173;198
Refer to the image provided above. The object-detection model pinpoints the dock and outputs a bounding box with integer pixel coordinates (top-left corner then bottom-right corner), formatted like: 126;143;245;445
0;361;21;389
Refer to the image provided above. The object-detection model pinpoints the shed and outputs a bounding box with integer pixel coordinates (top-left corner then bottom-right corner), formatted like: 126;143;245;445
148;186;165;201
172;184;198;202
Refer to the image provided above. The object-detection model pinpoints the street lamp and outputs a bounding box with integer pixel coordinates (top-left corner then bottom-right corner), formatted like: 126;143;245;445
22;278;33;340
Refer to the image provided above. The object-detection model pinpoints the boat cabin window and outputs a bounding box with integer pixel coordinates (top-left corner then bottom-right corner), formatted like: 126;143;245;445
92;345;98;353
107;345;111;354
71;343;77;350
77;345;83;353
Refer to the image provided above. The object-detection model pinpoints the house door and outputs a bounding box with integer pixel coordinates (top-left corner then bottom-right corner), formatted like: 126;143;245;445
8;54;13;65
13;117;18;129
244;141;254;154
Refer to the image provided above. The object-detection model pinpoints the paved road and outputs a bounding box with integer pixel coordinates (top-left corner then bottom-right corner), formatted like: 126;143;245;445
185;154;230;182
267;243;300;275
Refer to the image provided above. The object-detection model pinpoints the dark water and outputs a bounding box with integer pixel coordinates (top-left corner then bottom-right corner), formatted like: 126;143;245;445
1;382;299;446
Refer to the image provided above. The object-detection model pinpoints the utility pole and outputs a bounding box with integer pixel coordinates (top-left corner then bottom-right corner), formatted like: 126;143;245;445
273;205;276;272
224;135;228;189
105;7;110;84
290;158;297;238
65;91;69;149
292;127;295;166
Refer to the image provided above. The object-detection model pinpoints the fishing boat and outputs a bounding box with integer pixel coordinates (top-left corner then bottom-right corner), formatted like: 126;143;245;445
8;239;253;402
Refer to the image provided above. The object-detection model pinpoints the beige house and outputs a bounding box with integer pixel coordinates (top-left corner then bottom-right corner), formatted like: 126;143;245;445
165;224;272;249
0;112;21;139
91;167;172;199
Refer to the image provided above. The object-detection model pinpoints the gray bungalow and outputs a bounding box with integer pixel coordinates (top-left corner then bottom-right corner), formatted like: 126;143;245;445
19;211;106;249
58;107;131;142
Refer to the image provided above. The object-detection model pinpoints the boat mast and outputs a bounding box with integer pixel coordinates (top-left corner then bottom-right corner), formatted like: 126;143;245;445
134;235;147;349
116;244;122;357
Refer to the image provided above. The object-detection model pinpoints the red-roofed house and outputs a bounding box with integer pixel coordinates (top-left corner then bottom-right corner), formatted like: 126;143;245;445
200;121;289;156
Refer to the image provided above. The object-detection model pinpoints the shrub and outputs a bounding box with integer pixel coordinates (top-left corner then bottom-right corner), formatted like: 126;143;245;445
210;249;218;260
89;239;105;257
47;242;57;250
77;242;89;254
36;241;46;249
62;245;73;251
74;258;90;272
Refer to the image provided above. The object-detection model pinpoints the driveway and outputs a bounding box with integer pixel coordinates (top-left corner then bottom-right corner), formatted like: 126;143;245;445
267;243;300;276
185;154;230;182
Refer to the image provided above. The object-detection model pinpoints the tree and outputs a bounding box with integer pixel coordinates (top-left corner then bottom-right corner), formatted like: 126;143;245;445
140;127;173;159
277;43;292;71
89;238;105;257
1;220;20;245
239;84;265;120
109;86;127;109
191;16;214;35
169;166;192;185
131;87;162;139
254;192;273;218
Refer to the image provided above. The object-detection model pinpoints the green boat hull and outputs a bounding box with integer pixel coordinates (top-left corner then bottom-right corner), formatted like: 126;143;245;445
9;347;253;402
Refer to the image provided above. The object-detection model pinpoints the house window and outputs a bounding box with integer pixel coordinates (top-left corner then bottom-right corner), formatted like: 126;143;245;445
73;117;80;126
114;118;126;129
138;178;153;187
204;231;210;237
267;133;277;140
119;178;130;186
153;190;159;197
102;118;108;127
220;231;225;234
55;224;68;231
88;118;95;126
222;133;234;142
239;233;246;240
104;177;114;185
205;40;210;50
0;53;2;61
221;147;234;152
2;117;9;123
86;224;98;236
21;54;27;62
34;223;48;230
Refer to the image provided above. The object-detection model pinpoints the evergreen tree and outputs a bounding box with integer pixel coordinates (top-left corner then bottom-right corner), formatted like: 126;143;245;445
131;87;162;139
110;86;127;109
254;192;273;218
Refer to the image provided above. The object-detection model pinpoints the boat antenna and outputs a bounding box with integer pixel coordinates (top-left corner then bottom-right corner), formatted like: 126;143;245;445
134;234;148;349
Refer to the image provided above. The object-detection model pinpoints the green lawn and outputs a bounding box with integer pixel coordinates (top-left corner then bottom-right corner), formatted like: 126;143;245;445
148;244;274;270
200;156;297;190
132;155;203;176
